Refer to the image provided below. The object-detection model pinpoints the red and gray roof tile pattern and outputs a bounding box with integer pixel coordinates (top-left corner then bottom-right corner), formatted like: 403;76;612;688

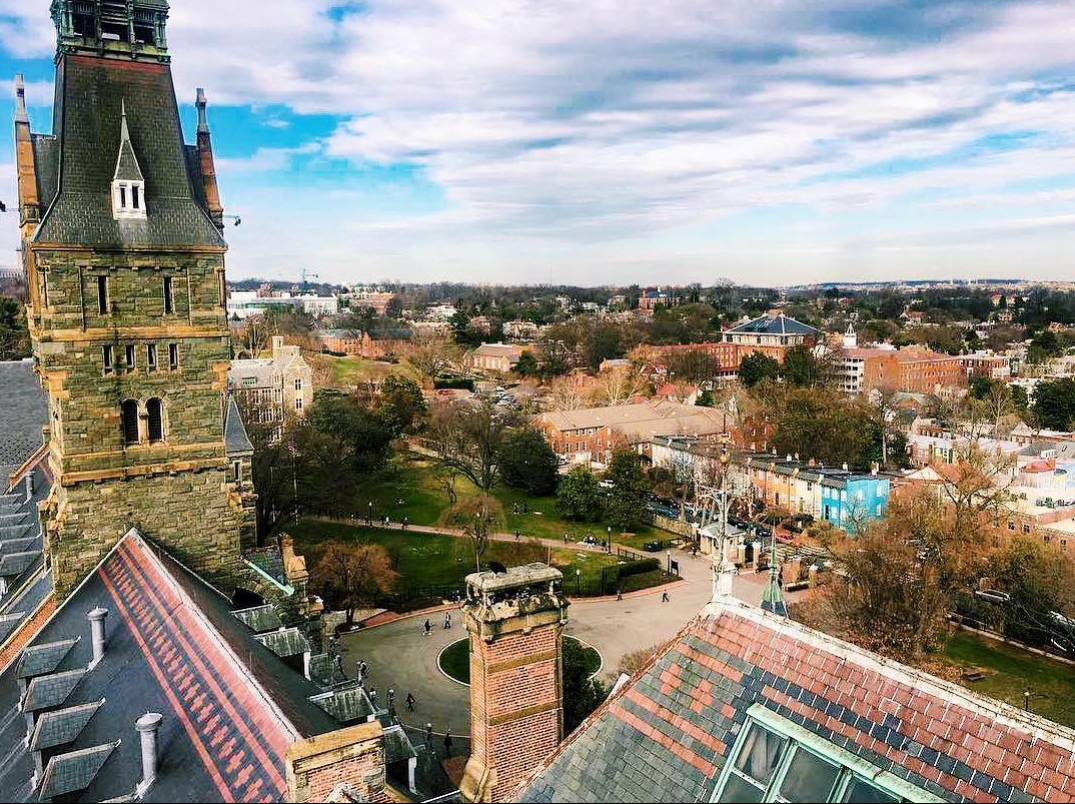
0;532;316;802
518;600;1075;803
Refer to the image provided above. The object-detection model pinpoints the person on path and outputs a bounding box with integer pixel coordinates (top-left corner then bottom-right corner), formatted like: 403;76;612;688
443;728;454;758
406;692;416;712
617;588;623;601
424;619;433;637
515;530;521;541
661;591;670;603
444;612;452;630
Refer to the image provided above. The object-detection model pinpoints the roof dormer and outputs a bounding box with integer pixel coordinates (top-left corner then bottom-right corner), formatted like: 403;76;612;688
112;100;147;221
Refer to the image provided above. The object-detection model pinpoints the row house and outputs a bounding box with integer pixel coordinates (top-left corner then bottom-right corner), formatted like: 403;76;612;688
741;455;891;528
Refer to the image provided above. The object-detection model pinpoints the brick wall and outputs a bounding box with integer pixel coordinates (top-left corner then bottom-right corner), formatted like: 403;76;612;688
465;610;564;802
286;722;394;803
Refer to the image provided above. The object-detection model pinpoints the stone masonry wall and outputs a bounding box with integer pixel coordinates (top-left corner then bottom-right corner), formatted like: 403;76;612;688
45;466;250;600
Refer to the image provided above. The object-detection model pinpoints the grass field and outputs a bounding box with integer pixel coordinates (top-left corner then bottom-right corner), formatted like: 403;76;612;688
319;355;420;388
942;631;1075;728
353;453;669;551
439;636;601;685
289;518;673;600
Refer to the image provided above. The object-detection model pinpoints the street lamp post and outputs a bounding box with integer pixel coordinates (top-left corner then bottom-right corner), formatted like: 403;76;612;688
575;568;581;596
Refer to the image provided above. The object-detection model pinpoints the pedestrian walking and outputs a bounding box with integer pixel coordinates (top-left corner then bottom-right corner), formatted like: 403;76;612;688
443;728;454;758
617;588;623;601
424;619;433;637
402;516;409;531
444;612;452;630
359;660;369;679
661;591;670;603
515;529;521;541
406;693;416;712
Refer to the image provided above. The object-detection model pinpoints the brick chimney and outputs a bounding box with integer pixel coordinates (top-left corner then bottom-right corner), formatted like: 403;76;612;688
286;722;387;803
460;563;568;803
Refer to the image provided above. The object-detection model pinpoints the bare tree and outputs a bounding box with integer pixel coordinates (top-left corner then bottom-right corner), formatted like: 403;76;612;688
313;541;399;628
548;375;590;411
405;333;459;388
869;385;900;468
427;399;516;492
591;368;645;407
465;504;494;573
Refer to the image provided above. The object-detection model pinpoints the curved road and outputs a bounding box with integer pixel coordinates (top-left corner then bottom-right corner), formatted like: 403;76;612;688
339;545;773;737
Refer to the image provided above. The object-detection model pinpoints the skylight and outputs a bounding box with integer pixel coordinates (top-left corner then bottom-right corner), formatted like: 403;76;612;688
712;705;943;804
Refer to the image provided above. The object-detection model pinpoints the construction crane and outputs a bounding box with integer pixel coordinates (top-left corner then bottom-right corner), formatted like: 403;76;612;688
300;268;320;294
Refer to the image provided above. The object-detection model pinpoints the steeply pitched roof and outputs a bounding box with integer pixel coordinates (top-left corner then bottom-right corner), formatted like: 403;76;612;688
518;596;1075;803
0;361;47;483
113;100;146;182
224;395;255;456
0;530;341;802
34;55;224;249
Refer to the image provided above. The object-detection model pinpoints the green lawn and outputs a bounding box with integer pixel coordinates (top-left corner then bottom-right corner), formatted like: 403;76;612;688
289;518;672;600
439;636;601;685
942;631;1075;728
353;453;671;551
321;355;420;388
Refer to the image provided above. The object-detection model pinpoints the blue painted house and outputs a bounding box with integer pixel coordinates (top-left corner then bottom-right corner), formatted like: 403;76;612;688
820;474;890;529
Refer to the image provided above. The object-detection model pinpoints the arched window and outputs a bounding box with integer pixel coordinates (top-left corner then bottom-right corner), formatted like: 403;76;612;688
146;398;165;443
122;400;140;446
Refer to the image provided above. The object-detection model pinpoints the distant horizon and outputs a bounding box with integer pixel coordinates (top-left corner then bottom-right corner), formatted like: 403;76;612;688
2;1;1074;285
229;275;1047;292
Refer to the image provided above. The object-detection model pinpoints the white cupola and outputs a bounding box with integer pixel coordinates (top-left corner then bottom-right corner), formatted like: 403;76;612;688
112;99;147;220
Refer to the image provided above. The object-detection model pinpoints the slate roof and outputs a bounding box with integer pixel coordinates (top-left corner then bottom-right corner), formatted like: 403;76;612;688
232;603;284;634
517;596;1075;803
224;394;255;456
0;530;343;802
0;360;47;482
33;55;224;249
727;314;820;337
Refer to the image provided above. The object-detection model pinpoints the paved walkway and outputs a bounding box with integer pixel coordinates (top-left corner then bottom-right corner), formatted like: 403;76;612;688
339;535;776;737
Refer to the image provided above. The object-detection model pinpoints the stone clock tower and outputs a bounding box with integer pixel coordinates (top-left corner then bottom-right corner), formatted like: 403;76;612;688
15;0;254;599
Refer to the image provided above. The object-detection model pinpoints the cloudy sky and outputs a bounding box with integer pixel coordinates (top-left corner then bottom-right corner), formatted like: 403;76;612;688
0;0;1073;286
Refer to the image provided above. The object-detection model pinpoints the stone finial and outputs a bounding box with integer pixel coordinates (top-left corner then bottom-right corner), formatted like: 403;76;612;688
196;88;209;134
14;74;28;123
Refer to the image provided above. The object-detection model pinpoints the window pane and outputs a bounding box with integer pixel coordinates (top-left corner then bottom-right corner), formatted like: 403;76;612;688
718;773;765;804
734;723;786;785
842;778;899;804
778;748;840;802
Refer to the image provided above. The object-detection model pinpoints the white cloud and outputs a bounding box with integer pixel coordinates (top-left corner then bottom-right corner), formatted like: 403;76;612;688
3;0;1075;284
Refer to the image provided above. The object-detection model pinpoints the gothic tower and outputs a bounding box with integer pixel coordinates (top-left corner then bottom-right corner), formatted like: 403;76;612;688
15;0;255;599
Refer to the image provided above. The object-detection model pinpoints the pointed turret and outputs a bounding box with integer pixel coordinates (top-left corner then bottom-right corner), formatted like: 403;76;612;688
843;323;858;349
760;537;788;617
13;75;41;227
195;88;225;232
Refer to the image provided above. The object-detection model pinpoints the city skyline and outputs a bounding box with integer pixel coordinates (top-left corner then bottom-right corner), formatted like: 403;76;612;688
0;0;1073;286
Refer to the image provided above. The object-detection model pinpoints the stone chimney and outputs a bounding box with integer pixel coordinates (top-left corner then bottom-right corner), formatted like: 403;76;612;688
460;563;568;803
